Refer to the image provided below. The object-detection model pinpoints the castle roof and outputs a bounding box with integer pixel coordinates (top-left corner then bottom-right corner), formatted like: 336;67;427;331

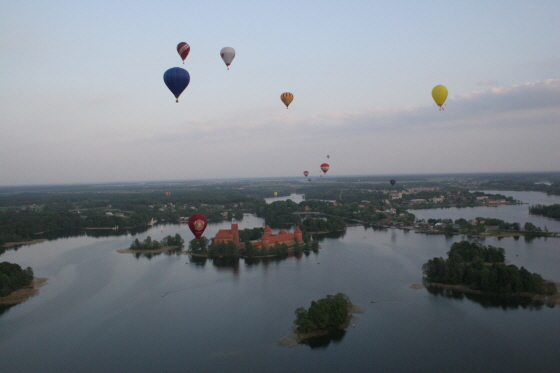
278;229;287;234
215;230;234;240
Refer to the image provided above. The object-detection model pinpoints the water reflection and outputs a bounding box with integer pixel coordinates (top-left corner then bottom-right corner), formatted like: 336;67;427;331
299;329;347;349
426;285;553;310
313;230;346;241
132;247;183;260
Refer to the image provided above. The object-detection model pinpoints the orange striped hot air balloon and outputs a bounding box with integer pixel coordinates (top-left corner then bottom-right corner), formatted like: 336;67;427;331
280;92;293;108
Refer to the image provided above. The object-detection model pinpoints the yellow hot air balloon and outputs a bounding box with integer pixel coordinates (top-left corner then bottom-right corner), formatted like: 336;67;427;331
280;92;293;109
274;192;278;197
432;85;448;110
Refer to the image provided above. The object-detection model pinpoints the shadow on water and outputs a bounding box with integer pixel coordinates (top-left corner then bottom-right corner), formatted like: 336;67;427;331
425;285;554;310
299;329;347;349
0;304;17;316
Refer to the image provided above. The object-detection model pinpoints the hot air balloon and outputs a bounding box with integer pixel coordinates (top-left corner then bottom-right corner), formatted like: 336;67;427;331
165;192;171;196
177;42;190;64
303;171;309;177
327;155;330;159
320;163;330;174
291;186;295;189
220;47;235;69
432;85;448;110
280;92;293;108
274;192;278;197
164;67;190;102
390;179;396;186
188;213;207;240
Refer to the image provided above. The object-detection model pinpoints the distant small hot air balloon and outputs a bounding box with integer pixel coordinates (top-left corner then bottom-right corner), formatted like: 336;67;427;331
390;179;396;186
164;67;190;102
280;92;293;108
188;213;207;240
291;186;295;189
220;47;235;69
327;155;330;159
320;163;330;174
303;171;309;177
177;42;190;64
274;192;278;197
165;192;171;196
432;85;448;110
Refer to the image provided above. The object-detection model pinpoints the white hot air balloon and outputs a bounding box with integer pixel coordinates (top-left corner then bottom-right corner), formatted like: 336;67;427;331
220;47;235;70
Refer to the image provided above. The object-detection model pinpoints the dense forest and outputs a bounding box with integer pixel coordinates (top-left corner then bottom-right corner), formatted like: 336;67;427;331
0;262;34;297
293;293;353;334
422;241;557;295
529;204;560;219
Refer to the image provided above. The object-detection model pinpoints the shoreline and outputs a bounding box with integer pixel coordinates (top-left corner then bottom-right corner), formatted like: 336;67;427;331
2;239;47;248
0;278;48;305
117;245;182;254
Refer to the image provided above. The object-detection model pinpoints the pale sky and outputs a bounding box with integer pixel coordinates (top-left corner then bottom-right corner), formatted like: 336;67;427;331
1;0;559;186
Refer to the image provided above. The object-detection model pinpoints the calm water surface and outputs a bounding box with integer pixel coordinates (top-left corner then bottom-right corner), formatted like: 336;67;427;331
1;192;559;372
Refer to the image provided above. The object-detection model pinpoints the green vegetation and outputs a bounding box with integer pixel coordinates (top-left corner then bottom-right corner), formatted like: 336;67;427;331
293;293;353;334
128;234;184;251
301;216;346;232
0;262;34;297
422;241;557;295
529;204;560;219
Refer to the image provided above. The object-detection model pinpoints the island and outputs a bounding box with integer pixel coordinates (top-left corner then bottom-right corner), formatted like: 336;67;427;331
422;241;558;305
278;293;363;346
188;223;320;259
117;234;184;254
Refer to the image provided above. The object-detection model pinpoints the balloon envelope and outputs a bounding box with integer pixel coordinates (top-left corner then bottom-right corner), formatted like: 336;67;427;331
220;47;235;69
390;179;396;186
303;171;309;177
188;213;207;240
280;92;293;108
432;85;448;107
164;67;190;102
177;42;190;63
274;192;278;197
320;163;329;174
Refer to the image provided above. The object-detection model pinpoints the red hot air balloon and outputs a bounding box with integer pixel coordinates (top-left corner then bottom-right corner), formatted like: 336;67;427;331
188;213;207;240
165;192;171;197
320;163;330;174
303;171;309;177
177;42;190;64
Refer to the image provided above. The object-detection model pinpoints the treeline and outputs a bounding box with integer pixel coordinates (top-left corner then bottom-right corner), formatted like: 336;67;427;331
255;200;301;226
301;217;346;232
128;234;184;251
0;262;34;297
422;241;557;295
529;204;560;219
293;293;352;333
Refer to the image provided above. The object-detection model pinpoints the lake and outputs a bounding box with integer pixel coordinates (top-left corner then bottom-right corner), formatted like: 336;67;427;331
1;191;559;372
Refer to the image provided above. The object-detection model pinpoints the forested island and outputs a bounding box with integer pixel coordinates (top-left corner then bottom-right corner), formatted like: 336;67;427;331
278;293;361;346
118;234;184;254
422;241;558;300
529;204;560;219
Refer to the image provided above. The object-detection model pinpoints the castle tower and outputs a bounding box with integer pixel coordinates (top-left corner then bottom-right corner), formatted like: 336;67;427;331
264;225;272;236
294;226;303;242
